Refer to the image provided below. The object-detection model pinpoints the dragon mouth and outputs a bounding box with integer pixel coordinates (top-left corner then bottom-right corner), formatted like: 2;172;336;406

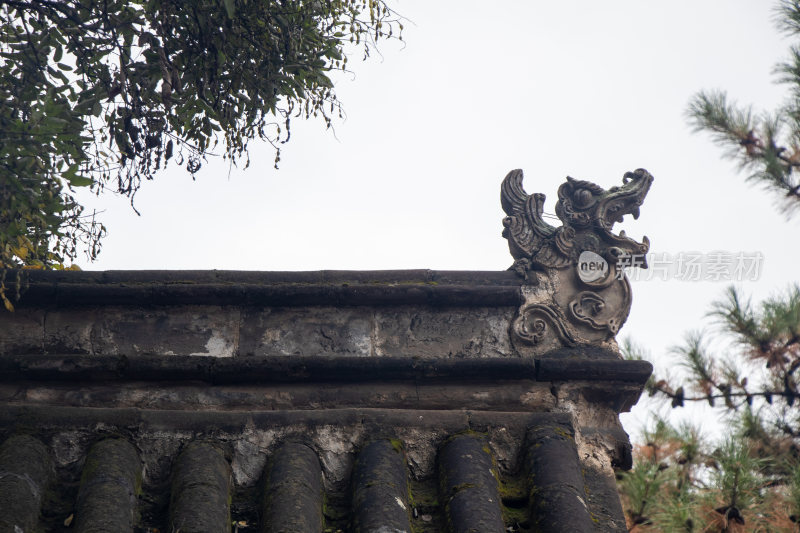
599;169;653;251
606;206;640;225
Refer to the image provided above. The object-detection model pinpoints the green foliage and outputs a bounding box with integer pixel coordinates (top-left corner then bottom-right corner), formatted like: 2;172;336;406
0;0;403;277
623;2;800;530
619;418;703;531
647;286;800;412
619;416;797;532
628;286;800;531
687;0;800;216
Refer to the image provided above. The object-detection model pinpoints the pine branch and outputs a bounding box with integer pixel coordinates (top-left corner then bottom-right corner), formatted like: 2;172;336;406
776;0;800;36
687;91;800;216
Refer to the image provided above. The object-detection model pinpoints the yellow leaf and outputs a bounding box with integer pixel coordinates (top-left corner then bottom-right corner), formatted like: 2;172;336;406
10;246;23;259
64;513;74;527
0;284;13;312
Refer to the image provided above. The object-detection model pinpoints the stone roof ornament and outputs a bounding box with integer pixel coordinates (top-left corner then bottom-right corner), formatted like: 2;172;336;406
501;168;654;355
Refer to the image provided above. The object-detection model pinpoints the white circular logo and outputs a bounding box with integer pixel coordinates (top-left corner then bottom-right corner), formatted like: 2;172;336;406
577;251;608;283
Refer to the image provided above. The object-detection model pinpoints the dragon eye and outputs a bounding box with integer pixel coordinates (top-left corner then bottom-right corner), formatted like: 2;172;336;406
573;188;594;208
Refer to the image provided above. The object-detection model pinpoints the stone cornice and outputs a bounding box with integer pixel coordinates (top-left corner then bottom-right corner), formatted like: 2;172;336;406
0;352;652;384
6;269;523;308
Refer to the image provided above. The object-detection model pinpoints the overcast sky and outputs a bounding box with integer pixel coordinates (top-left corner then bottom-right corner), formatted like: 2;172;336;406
78;1;800;438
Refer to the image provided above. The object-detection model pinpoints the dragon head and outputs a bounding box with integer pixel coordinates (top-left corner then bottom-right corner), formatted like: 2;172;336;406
555;168;653;257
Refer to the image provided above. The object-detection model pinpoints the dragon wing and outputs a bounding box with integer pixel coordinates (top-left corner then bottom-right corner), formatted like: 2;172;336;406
500;169;530;217
501;169;558;260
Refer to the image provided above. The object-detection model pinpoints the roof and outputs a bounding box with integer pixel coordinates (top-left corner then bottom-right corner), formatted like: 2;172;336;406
0;270;651;532
1;414;620;533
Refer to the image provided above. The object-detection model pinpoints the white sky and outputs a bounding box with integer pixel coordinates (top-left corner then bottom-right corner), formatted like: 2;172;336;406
77;1;800;439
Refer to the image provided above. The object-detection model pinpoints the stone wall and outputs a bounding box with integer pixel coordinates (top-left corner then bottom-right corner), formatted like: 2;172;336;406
0;269;650;532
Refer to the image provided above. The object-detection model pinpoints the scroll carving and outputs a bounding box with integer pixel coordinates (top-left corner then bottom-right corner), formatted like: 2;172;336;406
512;303;578;348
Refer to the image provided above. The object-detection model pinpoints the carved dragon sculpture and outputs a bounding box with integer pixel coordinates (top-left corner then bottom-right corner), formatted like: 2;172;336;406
501;168;654;355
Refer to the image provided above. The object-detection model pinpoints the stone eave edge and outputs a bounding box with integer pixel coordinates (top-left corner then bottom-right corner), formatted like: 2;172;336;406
5;269;524;308
0;351;653;386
